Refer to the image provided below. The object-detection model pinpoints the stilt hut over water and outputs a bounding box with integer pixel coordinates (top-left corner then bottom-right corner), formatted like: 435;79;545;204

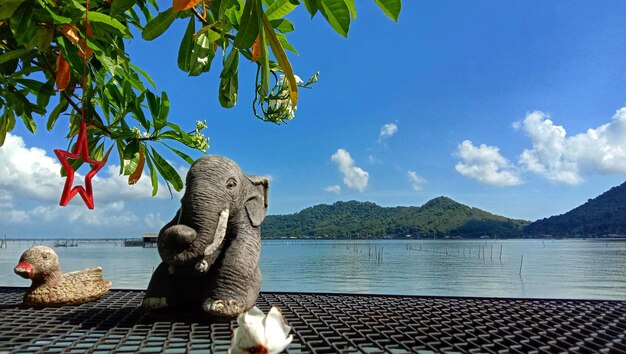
124;233;158;247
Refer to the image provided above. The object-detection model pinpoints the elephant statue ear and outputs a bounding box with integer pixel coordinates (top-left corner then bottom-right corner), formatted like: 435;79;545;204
245;175;269;227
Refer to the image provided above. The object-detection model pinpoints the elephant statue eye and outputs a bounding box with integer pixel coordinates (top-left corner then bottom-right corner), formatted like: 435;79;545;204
226;178;237;189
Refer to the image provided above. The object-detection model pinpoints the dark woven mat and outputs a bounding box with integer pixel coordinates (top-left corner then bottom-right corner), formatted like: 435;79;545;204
0;287;625;353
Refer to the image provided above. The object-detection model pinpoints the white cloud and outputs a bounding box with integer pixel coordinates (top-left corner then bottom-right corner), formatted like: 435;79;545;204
331;148;369;192
516;109;626;184
455;140;523;186
407;171;427;191
368;155;382;164
379;123;398;140
0;134;177;204
0;134;66;202
324;185;341;194
0;133;183;237
144;213;166;230
0;191;14;208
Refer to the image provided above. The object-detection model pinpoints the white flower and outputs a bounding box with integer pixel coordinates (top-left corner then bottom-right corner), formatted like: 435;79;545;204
196;120;207;130
131;127;141;139
228;306;293;354
280;74;303;87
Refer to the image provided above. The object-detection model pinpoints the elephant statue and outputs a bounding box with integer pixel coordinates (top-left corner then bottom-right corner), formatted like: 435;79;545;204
143;155;269;318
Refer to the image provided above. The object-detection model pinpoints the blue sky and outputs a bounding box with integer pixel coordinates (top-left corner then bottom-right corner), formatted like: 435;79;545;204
3;1;626;237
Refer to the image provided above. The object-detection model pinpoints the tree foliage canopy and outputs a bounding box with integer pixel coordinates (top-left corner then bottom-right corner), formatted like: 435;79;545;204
0;0;401;196
262;198;529;239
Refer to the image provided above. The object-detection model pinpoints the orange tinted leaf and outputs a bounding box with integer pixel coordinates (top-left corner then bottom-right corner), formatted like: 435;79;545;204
78;38;94;59
55;53;70;91
251;34;261;62
173;0;203;12
59;25;80;45
101;145;114;164
128;148;145;185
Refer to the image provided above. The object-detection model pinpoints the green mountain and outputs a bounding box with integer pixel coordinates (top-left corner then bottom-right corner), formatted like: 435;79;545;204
262;197;529;239
524;181;626;236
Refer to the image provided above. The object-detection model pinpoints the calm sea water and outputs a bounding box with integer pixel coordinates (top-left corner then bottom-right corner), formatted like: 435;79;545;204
1;239;625;300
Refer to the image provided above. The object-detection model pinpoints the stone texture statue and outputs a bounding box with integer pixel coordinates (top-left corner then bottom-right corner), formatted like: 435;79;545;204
14;246;111;307
143;155;269;318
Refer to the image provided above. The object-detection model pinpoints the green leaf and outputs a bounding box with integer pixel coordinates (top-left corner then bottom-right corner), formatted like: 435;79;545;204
150;147;184;191
142;8;177;40
111;0;137;16
30;26;54;51
315;0;350;37
163;143;195;165
233;0;259;49
220;47;239;78
116;140;125;175
177;16;195;72
146;90;161;122
270;18;294;33
345;0;356;19
373;0;401;21
130;99;150;130
262;12;297;106
222;0;245;26
21;112;36;133
265;0;298;20
158;91;170;125
302;0;318;17
145;152;159;196
10;1;33;39
193;25;221;42
123;140;140;175
276;32;298;54
18;78;55;96
219;69;238;108
88;12;131;37
0;0;22;20
0;109;16;146
188;32;216;76
47;99;69;131
0;48;31;64
258;12;270;98
130;63;156;89
40;4;72;24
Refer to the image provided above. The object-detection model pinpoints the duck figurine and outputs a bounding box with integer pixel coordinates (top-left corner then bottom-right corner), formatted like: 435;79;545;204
14;246;111;307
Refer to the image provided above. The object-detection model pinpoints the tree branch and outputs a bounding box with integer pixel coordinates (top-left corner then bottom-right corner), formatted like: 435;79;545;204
191;8;236;40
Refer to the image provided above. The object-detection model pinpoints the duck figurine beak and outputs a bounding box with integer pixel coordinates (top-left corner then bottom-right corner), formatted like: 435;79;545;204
14;261;34;279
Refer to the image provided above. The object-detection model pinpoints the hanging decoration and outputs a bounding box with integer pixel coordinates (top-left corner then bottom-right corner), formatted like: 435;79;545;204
54;121;104;209
54;0;105;209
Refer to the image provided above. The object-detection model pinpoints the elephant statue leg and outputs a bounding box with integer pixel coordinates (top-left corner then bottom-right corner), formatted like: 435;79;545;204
143;262;174;310
202;223;262;317
144;262;206;311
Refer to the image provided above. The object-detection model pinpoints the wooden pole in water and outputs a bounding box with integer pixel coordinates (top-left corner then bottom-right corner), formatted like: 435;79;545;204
499;244;503;262
490;244;493;260
519;255;524;276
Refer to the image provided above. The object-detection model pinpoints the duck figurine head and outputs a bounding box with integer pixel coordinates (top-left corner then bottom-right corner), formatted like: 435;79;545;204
15;246;63;286
14;245;111;307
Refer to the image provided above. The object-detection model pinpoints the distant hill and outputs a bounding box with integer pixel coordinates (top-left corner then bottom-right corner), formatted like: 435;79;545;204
524;181;626;237
262;197;529;239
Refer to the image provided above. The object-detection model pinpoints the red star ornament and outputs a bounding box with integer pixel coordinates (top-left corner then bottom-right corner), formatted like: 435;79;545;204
54;121;104;209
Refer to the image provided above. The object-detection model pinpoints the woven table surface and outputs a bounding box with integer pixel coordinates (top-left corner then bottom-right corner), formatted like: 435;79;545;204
0;287;625;353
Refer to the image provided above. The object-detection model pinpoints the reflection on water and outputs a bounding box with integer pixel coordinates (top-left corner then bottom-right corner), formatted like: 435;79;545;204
1;239;624;300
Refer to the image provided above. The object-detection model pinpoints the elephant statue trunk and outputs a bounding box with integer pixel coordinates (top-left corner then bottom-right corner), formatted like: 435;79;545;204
144;155;269;319
158;207;230;267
